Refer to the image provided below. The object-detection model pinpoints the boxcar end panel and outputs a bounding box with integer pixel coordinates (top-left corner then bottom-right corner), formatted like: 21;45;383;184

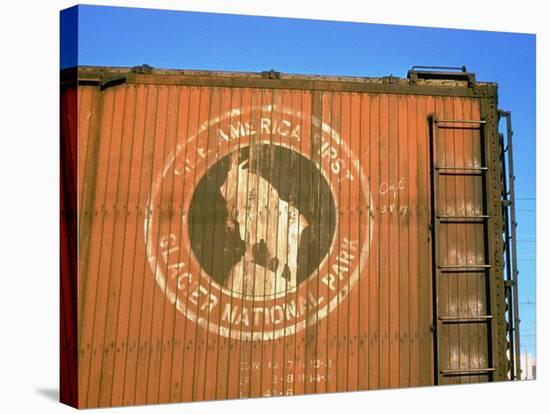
61;68;506;408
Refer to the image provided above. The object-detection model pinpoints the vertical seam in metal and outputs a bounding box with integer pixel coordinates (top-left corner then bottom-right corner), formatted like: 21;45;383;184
470;98;482;384
482;96;506;381
345;91;353;391
356;92;364;390
144;85;173;403
225;87;244;400
429;113;440;385
118;84;148;404
241;87;261;398
210;87;233;400
119;84;150;404
234;87;250;399
109;84;139;406
190;86;214;401
171;86;193;402
156;85;184;402
84;87;118;406
77;86;105;346
480;98;496;380
197;86;220;401
289;89;306;396
131;85;160;404
177;86;203;402
263;88;280;396
96;85;129;405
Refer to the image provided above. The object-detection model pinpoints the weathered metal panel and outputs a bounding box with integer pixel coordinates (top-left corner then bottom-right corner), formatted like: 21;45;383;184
60;81;78;407
60;67;509;408
432;104;490;385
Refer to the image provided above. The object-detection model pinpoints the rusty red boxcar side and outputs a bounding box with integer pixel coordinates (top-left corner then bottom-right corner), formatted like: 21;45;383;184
60;66;517;408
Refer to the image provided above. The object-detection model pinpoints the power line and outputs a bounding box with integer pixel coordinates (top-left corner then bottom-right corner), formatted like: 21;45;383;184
520;300;536;306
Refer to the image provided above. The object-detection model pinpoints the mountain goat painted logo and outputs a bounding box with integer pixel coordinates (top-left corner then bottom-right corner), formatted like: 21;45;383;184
145;104;374;340
188;144;334;299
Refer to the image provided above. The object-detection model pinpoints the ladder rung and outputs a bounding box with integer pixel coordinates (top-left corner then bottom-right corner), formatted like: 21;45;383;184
438;215;489;218
435;166;488;171
437;215;489;223
438;265;491;272
439;316;493;323
440;368;495;376
435;119;486;124
438;171;485;176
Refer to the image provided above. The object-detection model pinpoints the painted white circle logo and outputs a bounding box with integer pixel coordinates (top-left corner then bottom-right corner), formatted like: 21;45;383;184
145;104;374;340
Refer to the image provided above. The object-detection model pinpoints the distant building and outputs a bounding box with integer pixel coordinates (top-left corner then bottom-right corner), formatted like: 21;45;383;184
520;351;536;380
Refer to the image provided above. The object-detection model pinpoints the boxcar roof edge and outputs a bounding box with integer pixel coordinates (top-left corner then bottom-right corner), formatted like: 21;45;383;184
60;65;498;98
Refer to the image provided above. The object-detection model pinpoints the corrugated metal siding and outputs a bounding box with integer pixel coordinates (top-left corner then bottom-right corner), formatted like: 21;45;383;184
64;71;506;408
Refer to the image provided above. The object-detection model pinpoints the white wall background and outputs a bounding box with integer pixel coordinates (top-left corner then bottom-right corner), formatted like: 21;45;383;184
0;1;546;412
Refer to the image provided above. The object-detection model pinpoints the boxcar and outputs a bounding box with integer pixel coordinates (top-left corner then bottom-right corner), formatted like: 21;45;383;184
60;65;520;408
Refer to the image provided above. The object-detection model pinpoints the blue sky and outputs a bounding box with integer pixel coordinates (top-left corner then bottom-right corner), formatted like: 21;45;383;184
61;4;536;360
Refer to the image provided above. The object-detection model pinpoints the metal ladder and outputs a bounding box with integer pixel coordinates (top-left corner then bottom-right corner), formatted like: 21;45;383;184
429;115;496;383
498;110;521;380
